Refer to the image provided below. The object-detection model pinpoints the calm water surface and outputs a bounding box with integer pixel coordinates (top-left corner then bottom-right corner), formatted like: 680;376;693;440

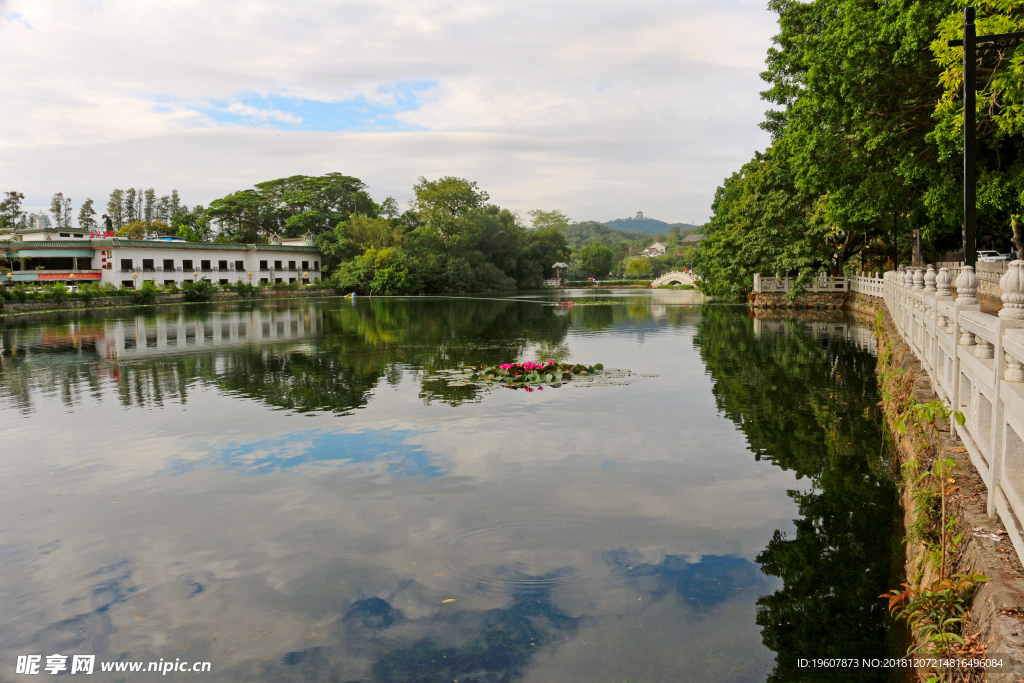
0;292;898;682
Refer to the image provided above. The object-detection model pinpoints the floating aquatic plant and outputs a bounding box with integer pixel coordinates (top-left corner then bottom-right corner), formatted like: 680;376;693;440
423;360;633;390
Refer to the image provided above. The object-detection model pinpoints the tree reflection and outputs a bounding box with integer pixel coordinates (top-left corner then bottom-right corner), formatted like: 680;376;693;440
0;298;573;414
694;307;898;683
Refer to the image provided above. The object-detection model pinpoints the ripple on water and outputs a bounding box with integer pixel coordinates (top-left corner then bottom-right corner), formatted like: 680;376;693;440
442;516;604;593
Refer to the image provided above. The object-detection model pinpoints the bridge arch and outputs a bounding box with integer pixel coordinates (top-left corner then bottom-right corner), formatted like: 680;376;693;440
650;271;695;287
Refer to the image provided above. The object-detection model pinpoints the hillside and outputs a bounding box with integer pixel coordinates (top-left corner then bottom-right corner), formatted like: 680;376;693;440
561;221;650;248
604;216;703;235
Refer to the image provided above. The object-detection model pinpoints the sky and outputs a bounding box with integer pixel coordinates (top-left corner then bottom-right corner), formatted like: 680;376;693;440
0;0;777;226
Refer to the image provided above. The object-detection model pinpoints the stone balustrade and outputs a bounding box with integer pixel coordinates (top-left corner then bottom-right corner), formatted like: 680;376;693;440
875;264;1024;563
753;273;850;293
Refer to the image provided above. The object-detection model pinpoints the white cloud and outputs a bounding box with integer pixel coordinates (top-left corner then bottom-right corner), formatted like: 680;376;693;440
219;102;303;124
0;0;777;223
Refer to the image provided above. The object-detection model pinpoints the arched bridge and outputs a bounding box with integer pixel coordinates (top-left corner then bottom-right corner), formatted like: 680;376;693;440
650;271;696;287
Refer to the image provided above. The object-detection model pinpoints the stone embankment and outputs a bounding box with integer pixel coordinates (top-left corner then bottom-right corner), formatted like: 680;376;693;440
875;305;1024;680
748;290;847;309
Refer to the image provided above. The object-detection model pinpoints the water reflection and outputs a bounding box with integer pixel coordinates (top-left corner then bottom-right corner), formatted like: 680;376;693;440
179;428;444;479
0;296;896;682
696;308;898;682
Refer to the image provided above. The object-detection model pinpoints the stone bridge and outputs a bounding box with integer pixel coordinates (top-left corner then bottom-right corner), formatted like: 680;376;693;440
650;271;696;287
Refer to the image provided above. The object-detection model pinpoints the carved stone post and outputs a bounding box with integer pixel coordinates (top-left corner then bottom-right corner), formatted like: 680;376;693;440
975;338;995;359
999;260;1024;320
936;267;953;299
924;265;937;293
913;268;925;290
955;266;979;305
1004;353;1024;382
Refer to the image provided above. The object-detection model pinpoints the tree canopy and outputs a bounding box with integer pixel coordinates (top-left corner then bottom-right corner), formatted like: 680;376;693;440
696;0;1024;294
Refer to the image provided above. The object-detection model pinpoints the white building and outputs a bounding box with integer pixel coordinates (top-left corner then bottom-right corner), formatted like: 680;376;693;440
0;227;322;288
639;241;667;257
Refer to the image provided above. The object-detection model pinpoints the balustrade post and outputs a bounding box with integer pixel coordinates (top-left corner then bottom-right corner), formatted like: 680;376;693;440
951;267;981;441
999;260;1024;320
987;261;1024;517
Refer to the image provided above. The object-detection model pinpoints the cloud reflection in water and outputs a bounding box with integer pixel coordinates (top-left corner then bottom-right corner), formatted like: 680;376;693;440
170;428;445;479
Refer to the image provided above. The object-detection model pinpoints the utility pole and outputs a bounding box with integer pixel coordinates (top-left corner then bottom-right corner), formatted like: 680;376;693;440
948;9;1024;267
963;7;977;268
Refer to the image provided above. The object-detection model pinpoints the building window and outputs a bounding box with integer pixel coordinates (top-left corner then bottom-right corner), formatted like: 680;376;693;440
74;234;83;238
235;260;244;271
313;261;319;270
183;259;193;270
219;279;229;285
142;259;154;271
301;261;309;270
218;260;228;271
60;233;70;238
275;278;282;283
288;261;296;270
259;260;268;270
122;280;135;289
274;260;282;270
260;278;268;284
163;259;174;270
201;260;211;271
164;280;175;286
121;259;133;271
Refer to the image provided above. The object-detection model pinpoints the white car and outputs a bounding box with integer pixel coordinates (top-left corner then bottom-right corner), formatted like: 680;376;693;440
977;250;1005;262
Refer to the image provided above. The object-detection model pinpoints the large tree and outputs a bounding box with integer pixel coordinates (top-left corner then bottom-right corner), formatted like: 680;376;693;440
0;191;25;231
50;192;72;229
78;199;98;231
580;243;614;278
698;0;970;294
206;173;375;243
411;176;490;250
932;0;1024;250
107;189;126;228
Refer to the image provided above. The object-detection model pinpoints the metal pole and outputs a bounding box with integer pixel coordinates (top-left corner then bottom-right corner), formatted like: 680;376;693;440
964;6;977;267
893;212;897;268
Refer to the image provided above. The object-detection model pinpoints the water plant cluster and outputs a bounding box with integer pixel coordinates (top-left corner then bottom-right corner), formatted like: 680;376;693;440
424;361;633;390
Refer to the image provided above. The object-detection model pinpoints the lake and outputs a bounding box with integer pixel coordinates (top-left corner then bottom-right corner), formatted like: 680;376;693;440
0;292;898;682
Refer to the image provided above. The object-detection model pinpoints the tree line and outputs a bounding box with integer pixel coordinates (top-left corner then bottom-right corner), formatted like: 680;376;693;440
695;0;1024;297
0;172;700;292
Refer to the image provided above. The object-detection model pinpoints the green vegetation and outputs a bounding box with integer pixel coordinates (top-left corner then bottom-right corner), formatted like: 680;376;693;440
696;0;1024;297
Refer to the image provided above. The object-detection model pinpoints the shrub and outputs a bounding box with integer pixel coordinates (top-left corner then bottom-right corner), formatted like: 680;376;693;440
50;283;69;304
133;280;157;305
233;281;257;298
181;279;215;302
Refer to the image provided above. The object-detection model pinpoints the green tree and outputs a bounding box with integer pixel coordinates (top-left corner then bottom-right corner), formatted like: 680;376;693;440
173;205;212;242
124;188;138;223
932;1;1024;248
50;193;72;229
525;226;571;279
528;209;570;231
580;243;614;278
206;173;375;243
624;256;653;279
0;191;25;231
107;189;125;229
411;176;490;250
78;199;98;232
144;188;156;222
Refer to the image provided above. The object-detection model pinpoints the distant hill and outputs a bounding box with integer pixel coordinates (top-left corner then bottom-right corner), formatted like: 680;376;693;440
604;216;703;235
561;221;650;248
